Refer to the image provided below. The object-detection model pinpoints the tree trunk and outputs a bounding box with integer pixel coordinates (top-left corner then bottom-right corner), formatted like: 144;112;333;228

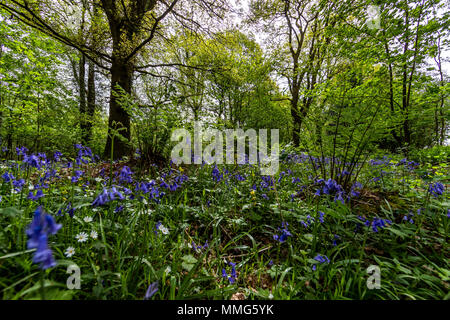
79;54;88;143
103;57;133;159
291;91;301;147
85;60;96;143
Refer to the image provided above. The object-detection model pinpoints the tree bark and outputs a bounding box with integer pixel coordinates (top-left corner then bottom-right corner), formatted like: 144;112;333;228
79;54;88;143
85;60;96;143
103;56;133;159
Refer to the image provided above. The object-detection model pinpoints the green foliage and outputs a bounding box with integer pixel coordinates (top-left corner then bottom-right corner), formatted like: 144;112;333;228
0;148;448;300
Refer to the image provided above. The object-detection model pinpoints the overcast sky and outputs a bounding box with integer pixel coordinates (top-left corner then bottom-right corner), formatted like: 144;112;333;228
231;0;450;76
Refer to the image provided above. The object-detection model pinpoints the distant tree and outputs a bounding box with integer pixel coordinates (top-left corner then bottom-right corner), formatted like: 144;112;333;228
0;0;229;158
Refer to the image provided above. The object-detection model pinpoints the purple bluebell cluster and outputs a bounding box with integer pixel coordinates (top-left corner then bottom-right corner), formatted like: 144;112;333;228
234;173;246;182
75;144;94;165
118;166;134;184
135;180;165;203
26;206;61;269
403;211;415;224
192;240;208;252
260;175;275;191
12;178;25;191
300;212;325;229
314;178;346;204
273;222;292;242
358;216;392;232
16;146;28;156
92;186;125;207
160;173;188;192
71;170;84;183
2;171;15;183
28;189;44;201
428;182;444;198
300;215;314;228
57;202;75;217
212;166;223;182
23;154;42;169
312;254;330;271
53;151;62;162
396;158;419;171
222;261;237;284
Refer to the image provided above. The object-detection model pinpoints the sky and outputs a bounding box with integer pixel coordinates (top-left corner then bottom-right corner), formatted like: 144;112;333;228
231;0;450;76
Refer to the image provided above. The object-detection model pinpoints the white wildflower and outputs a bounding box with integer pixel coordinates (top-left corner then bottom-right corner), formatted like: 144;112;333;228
83;216;93;223
158;224;169;235
75;232;88;242
65;247;75;257
90;230;98;240
165;266;171;275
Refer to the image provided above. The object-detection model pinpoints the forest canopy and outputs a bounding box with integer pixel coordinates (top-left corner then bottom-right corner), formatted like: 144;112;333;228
0;0;448;159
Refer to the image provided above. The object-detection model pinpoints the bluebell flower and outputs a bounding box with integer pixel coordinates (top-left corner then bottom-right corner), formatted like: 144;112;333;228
428;182;444;198
109;186;124;200
53;151;62;162
137;181;149;194
71;170;84;183
292;177;302;184
359;217;392;232
192;240;208;252
230;262;237;279
334;192;345;204
332;235;340;246
323;179;340;195
300;220;309;228
144;282;158;300
273;222;292;243
403;212;414;224
169;182;179;192
75;144;93;164
312;254;330;271
160;180;169;189
16;146;28;156
23;154;41;169
2;171;15;183
28;189;44;201
319;211;325;223
32;234;56;269
92;188;110;207
63;202;75;218
119;166;133;184
25;207;61;270
212;166;223;182
222;262;237;284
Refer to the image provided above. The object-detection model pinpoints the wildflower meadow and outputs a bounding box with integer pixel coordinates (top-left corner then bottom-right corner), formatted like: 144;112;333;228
0;144;448;300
